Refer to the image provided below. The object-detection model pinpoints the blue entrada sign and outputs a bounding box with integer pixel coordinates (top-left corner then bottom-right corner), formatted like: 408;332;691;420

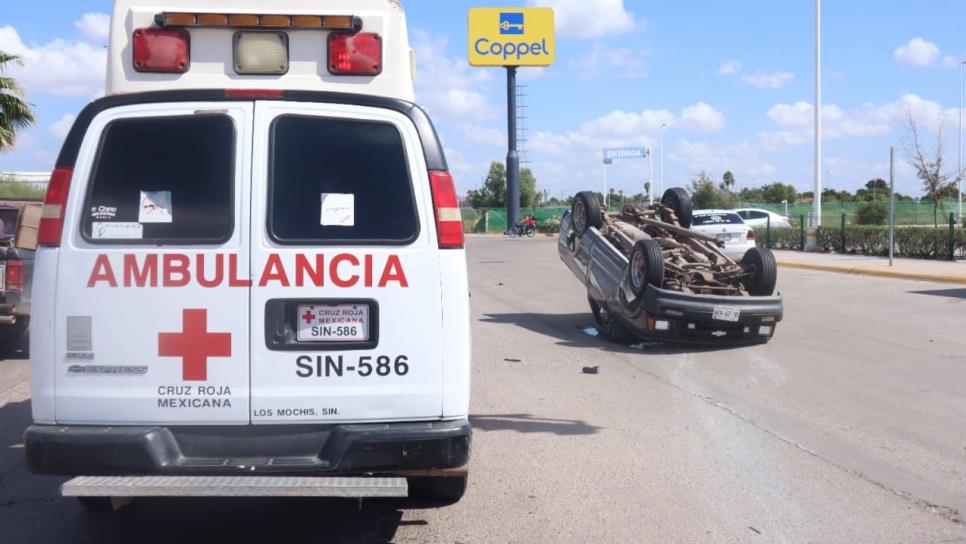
602;147;649;161
499;12;525;35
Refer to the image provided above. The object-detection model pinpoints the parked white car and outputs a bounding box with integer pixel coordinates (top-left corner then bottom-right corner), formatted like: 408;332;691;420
691;210;757;261
733;208;792;229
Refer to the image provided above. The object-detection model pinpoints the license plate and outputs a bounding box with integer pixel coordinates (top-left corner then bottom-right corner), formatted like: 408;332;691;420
712;306;741;322
297;304;369;342
0;264;5;291
717;233;732;241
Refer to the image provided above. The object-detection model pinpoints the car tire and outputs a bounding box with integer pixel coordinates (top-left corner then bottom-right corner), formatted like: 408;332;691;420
741;247;778;296
571;191;603;236
408;475;468;505
589;297;631;343
15;317;29;358
628;239;665;297
661;187;693;228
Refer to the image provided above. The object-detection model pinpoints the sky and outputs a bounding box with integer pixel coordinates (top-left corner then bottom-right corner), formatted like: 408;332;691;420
1;0;965;199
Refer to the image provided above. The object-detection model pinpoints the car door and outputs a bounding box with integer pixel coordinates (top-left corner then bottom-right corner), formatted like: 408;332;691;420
249;101;444;424
53;102;253;425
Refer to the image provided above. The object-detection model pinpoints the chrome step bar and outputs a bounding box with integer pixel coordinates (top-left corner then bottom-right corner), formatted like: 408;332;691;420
61;476;408;498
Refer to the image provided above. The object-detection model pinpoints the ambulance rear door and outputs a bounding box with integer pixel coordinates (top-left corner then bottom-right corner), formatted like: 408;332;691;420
53;102;254;424
249;100;444;423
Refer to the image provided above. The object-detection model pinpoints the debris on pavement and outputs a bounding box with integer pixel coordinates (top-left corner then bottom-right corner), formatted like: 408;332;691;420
582;366;600;375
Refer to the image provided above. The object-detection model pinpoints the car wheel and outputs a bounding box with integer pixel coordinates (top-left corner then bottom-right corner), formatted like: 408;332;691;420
741;247;778;296
408;475;468;505
661;187;693;228
571;191;603;236
628;239;665;297
589;297;631;343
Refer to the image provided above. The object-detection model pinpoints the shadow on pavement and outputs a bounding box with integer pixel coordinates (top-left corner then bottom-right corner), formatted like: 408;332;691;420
909;288;966;300
480;312;722;356
470;413;601;436
0;397;431;544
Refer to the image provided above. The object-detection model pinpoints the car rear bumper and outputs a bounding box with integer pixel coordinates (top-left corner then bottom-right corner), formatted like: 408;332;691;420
25;420;471;476
640;286;783;344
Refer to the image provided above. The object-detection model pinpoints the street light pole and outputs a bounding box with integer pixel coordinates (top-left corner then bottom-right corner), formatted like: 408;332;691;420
959;60;964;222
659;123;667;196
813;0;822;227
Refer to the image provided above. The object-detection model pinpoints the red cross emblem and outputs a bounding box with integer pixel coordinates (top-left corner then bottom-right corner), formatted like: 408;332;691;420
158;309;232;381
302;309;315;324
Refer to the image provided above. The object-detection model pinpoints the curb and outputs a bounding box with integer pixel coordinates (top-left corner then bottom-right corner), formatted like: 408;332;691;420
776;260;966;285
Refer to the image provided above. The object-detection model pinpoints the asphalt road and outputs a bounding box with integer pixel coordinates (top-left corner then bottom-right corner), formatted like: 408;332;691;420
1;235;965;543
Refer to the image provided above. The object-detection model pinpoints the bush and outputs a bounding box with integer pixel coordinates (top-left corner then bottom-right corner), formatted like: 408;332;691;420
540;214;561;233
855;201;888;225
758;227;802;250
0;181;46;201
813;225;963;259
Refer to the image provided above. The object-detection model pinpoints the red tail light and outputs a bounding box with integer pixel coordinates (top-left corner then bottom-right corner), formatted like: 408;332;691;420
133;28;190;73
38;167;73;247
5;260;23;291
428;171;464;249
327;32;382;75
746;229;756;240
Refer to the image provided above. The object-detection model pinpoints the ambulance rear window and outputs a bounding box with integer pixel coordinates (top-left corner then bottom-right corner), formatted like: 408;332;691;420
81;114;235;244
268;115;419;245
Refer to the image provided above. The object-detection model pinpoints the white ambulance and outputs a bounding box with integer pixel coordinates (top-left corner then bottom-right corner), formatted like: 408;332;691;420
26;0;472;506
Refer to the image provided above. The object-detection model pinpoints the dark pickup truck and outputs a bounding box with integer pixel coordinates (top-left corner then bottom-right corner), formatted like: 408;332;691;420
0;203;36;356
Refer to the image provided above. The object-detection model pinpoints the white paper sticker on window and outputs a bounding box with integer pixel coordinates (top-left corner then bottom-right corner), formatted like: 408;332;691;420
139;190;173;223
92;222;144;240
320;193;355;227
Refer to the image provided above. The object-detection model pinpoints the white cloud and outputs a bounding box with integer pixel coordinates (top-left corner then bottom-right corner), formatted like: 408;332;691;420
49;114;76;139
717;59;741;76
680;102;725;132
569;42;648;79
762;94;959;149
527;0;637;39
741;70;794;90
529;102;724;158
893;37;942;67
411;30;496;121
460;123;505;147
75;13;110;44
0;24;106;97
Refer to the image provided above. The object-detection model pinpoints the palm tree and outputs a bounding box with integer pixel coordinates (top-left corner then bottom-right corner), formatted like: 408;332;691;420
0;52;36;151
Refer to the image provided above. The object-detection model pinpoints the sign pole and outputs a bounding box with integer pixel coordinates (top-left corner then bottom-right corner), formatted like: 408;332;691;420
506;66;520;231
889;147;895;267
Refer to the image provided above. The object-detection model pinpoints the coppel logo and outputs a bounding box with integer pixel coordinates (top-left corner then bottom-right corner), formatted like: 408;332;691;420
499;12;524;35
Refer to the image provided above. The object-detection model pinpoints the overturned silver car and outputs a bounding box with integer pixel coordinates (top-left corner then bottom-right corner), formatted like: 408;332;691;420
559;189;783;345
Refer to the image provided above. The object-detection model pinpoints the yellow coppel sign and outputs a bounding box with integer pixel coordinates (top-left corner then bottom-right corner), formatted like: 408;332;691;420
468;7;555;67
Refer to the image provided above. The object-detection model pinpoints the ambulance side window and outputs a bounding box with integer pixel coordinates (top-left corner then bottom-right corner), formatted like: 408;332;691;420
81;114;236;244
268;115;419;245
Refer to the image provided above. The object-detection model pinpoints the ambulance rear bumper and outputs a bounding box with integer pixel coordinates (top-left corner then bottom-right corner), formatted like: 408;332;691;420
24;420;471;476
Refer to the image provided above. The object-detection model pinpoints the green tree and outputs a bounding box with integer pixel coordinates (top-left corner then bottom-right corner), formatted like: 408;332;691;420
903;115;961;226
855;200;888;225
465;162;541;209
689;171;738;209
722;171;736;191
0;53;36;150
761;182;797;203
520;167;538;208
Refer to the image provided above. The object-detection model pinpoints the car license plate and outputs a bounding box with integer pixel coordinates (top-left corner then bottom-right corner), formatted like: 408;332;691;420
717;233;732;241
297;304;369;342
712;306;741;322
0;264;5;291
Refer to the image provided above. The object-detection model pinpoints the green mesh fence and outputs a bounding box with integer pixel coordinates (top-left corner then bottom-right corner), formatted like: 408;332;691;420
462;208;568;234
745;200;960;227
461;200;962;234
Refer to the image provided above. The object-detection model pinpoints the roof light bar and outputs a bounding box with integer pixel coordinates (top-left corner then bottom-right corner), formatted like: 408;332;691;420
155;12;361;31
